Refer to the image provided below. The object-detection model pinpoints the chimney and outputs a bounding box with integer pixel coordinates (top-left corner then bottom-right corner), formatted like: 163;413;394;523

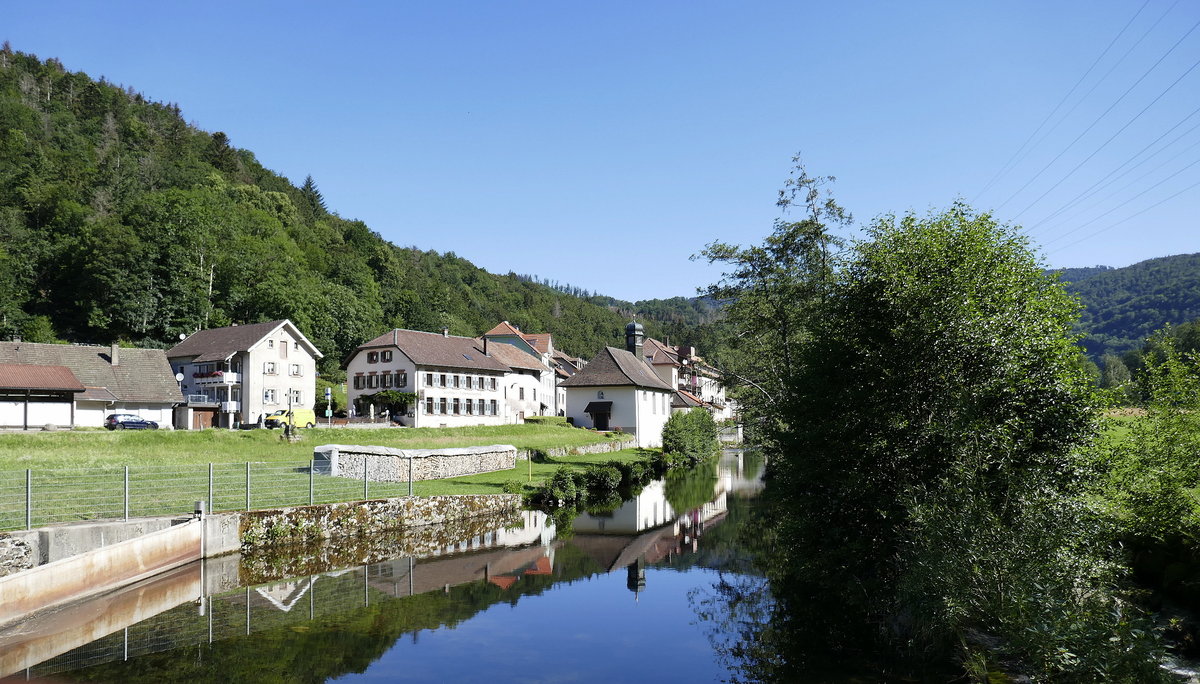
110;342;120;366
442;327;449;338
483;337;490;356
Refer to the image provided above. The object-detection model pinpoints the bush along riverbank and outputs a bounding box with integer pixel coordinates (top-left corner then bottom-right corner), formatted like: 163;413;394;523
525;409;721;536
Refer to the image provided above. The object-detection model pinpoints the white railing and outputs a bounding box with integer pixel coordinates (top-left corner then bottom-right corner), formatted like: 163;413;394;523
194;371;239;386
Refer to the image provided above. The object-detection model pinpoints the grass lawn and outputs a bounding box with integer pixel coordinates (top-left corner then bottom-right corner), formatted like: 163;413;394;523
0;423;625;469
0;425;643;531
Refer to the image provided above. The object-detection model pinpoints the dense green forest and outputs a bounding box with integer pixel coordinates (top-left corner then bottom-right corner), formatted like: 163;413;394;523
0;46;709;374
1056;253;1200;358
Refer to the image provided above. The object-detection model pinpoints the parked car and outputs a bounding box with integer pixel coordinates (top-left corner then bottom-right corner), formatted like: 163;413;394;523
104;414;158;430
262;408;317;429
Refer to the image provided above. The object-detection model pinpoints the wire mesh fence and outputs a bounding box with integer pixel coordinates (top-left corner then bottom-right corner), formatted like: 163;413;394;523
0;458;422;532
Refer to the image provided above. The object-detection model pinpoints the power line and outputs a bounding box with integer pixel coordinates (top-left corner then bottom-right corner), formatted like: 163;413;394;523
1028;104;1200;233
1011;49;1200;221
972;0;1151;203
1043;153;1200;247
1045;173;1200;255
996;11;1200;213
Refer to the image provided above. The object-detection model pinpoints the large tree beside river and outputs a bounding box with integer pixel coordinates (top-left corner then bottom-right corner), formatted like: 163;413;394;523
711;199;1166;679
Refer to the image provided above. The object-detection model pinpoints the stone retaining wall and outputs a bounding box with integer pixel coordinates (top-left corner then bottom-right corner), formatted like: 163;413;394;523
516;438;633;461
313;444;516;482
238;494;521;551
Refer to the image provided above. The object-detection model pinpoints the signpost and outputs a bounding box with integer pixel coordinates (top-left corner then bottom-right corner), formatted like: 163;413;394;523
325;386;333;428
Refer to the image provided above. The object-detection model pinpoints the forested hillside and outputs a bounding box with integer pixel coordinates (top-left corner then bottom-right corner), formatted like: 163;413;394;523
0;47;703;373
1058;253;1200;357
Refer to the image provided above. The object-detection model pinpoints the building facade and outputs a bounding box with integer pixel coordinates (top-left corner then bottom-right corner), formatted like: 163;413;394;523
167;320;322;429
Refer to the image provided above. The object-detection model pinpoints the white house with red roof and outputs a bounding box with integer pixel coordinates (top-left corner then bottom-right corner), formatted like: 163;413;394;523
482;321;559;416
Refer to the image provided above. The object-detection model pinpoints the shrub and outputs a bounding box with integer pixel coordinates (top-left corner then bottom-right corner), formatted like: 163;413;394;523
661;408;719;466
501;480;525;495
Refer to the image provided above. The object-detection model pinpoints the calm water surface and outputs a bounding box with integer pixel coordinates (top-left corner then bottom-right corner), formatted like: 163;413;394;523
0;452;765;683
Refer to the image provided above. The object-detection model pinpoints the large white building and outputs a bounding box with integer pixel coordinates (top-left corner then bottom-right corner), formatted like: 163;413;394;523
560;322;674;448
167;319;322;429
345;328;512;427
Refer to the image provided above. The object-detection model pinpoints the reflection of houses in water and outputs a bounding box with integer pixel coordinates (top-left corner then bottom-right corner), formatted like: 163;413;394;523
10;459;750;679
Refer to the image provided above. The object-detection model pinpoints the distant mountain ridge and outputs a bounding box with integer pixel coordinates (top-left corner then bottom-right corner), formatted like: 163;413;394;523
1055;254;1200;357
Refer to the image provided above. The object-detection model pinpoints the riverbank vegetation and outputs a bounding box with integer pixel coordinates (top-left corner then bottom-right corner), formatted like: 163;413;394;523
703;162;1178;680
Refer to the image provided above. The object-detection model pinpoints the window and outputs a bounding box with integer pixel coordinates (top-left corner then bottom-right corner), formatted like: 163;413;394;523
597;391;604;399
438;398;447;414
381;350;392;363
353;375;364;390
394;372;407;388
263;389;277;404
479;377;485;390
367;374;378;389
289;363;302;376
367;351;379;364
264;362;277;375
465;376;473;390
425;397;434;414
465;399;474;415
452;398;461;415
452;375;460;389
439;374;447;388
268;340;274;349
489;399;498;416
533;389;537;402
289;389;302;404
426;372;433;387
489;377;497;391
381;373;392;388
519;387;525;401
281;341;288;358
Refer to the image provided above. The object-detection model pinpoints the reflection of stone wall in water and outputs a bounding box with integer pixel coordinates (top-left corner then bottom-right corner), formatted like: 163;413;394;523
241;506;527;583
239;494;521;552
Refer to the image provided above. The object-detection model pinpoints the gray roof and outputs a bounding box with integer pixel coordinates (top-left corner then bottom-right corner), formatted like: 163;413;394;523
559;347;673;391
0;343;183;403
353;329;510;372
167;320;323;362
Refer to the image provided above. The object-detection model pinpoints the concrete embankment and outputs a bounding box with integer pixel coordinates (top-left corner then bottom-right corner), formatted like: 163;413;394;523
0;493;520;632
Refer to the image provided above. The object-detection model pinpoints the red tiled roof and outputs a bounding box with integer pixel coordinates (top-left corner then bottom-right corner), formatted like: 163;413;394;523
0;364;85;392
522;334;551;354
481;340;545;372
483;321;523;337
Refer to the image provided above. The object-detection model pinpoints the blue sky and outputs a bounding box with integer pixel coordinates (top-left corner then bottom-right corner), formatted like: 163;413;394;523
7;1;1199;300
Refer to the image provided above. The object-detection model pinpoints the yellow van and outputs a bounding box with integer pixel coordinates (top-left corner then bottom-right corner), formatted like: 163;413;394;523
262;409;317;429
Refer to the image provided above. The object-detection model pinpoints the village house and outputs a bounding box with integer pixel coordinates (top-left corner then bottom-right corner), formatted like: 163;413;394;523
641;337;734;420
560;321;674;448
0;342;183;429
482;321;560;416
344;328;511;427
166;320;322;429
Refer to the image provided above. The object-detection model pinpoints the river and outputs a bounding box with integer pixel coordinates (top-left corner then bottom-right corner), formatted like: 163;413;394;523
0;451;765;683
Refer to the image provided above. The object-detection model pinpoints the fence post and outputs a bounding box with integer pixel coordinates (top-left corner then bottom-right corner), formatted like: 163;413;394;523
309;459;314;506
25;469;31;530
363;456;368;500
123;465;129;520
245;462;251;511
208;463;214;514
408;456;413;497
